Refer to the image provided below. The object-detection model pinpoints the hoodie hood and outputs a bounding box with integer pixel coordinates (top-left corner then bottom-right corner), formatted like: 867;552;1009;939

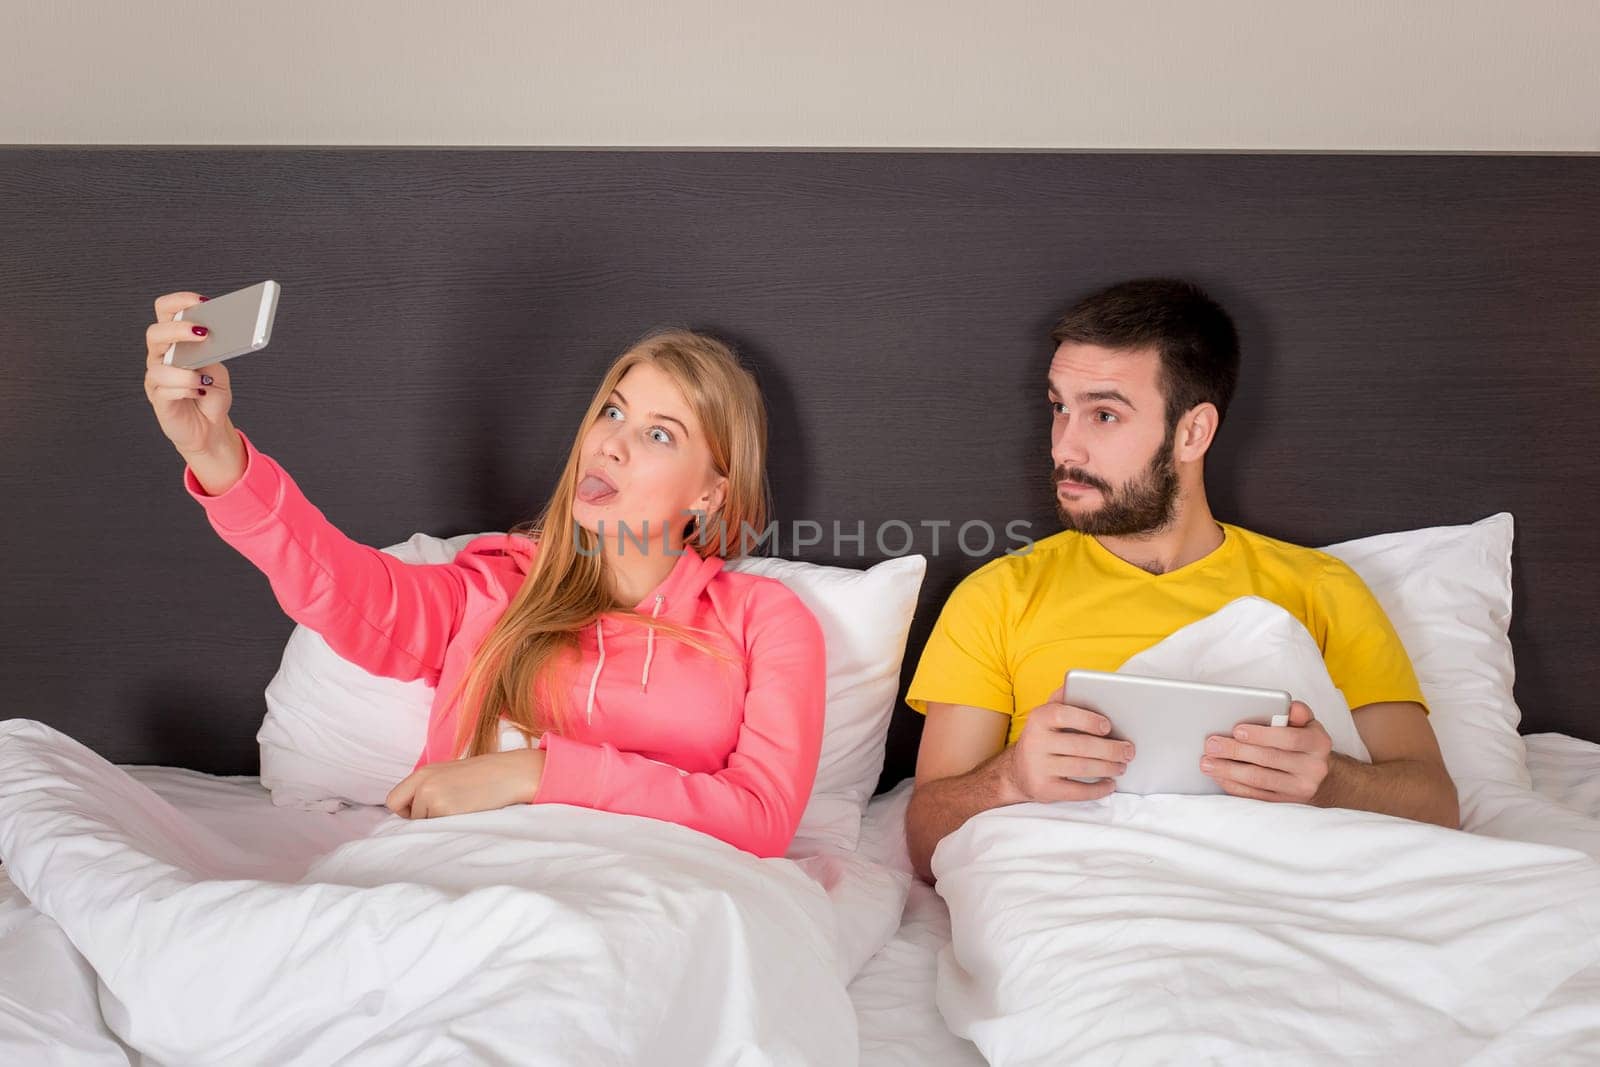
586;548;725;724
489;531;726;615
468;534;727;725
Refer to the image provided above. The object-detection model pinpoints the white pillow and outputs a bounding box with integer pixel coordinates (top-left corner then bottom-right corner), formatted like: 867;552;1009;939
1318;513;1526;789
258;531;484;812
258;534;927;855
1117;595;1371;764
725;554;927;856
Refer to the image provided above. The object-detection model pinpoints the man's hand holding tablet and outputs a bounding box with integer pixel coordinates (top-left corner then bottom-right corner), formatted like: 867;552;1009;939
1200;697;1335;804
995;685;1136;805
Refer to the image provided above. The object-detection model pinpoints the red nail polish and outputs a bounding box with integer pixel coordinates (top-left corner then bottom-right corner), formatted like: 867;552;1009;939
192;325;208;336
198;388;207;396
198;296;210;302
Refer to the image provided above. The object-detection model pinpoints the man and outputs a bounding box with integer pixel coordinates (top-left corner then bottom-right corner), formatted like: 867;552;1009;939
906;278;1458;885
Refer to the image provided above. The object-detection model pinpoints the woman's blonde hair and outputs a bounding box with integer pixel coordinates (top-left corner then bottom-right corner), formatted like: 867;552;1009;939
445;327;771;759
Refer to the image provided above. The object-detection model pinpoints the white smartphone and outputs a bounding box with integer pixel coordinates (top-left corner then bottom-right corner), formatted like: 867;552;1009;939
1061;669;1293;796
162;280;280;370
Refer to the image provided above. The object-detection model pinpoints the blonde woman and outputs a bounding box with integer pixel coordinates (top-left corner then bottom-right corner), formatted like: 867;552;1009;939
141;291;827;858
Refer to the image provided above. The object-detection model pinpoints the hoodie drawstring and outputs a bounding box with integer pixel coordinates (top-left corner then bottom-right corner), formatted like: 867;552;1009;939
584;592;666;725
585;619;606;726
641;593;664;691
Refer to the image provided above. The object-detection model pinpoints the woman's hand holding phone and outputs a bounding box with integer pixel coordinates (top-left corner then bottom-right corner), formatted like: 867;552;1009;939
144;290;245;494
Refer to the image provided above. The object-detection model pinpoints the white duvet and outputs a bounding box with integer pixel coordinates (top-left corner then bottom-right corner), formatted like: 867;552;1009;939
0;719;905;1066
932;600;1600;1065
935;794;1600;1064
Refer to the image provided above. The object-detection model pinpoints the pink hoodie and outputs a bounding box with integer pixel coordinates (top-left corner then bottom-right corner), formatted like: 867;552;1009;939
184;429;828;858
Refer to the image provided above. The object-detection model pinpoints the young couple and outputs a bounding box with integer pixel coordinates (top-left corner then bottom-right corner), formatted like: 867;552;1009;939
140;278;1456;868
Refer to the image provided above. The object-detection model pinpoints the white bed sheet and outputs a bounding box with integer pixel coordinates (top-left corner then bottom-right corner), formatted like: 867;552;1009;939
847;733;1600;1067
1527;733;1600;821
850;782;984;1067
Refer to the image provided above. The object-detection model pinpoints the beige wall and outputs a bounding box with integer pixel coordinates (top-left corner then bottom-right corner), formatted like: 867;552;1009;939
4;1;1596;150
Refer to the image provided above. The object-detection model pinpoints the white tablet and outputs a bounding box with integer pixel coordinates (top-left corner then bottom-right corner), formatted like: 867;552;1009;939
1061;669;1292;796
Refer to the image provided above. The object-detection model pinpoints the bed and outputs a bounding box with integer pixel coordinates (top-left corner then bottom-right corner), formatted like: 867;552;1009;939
2;149;1598;1063
4;731;1598;1064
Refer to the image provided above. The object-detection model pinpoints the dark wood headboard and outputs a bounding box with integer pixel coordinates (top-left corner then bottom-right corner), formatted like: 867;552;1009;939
2;149;1596;788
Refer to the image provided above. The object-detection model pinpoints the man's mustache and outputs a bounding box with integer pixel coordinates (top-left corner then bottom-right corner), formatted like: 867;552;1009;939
1052;465;1111;494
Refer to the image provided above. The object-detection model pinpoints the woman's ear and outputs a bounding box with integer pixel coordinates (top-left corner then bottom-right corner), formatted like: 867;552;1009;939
700;476;728;518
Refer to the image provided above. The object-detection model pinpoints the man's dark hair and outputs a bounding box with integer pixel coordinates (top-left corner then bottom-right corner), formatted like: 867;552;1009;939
1048;278;1240;429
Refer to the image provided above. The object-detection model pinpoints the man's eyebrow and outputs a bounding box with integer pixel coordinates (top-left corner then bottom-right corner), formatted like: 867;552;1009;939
1079;389;1136;410
608;389;690;437
1046;382;1138;410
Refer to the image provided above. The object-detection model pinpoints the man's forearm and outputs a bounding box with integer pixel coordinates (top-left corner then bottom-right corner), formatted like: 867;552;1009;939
907;750;1019;884
1313;753;1460;829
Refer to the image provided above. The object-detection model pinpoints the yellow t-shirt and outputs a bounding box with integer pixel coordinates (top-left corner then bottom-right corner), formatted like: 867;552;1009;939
906;523;1427;744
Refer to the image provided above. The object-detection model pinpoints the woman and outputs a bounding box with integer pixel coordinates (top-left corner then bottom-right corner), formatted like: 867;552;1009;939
141;290;827;859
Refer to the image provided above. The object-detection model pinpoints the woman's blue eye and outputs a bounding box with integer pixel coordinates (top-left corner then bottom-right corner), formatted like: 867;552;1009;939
647;426;673;445
602;404;623;421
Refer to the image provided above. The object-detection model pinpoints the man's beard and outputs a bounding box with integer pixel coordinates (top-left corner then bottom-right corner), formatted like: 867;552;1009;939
1053;426;1179;538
